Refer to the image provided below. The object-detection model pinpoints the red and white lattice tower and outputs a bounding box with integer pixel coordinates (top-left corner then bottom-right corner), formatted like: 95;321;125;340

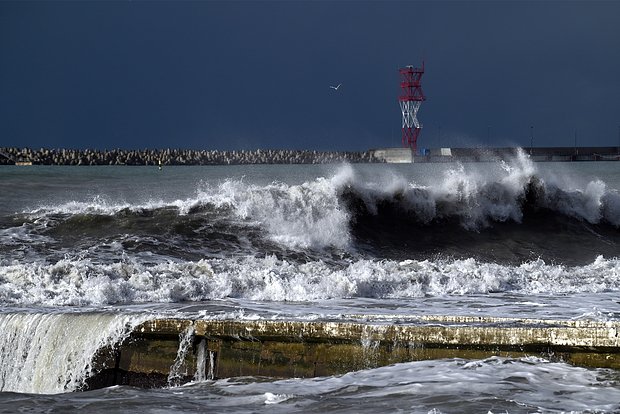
399;62;426;152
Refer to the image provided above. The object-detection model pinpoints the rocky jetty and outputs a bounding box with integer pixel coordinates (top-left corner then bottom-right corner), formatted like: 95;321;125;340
0;147;378;166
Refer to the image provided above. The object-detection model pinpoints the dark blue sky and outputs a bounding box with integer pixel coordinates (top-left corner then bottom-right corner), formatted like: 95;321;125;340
1;1;619;151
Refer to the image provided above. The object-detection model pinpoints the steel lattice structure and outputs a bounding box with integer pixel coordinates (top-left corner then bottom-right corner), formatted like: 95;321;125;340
399;63;426;152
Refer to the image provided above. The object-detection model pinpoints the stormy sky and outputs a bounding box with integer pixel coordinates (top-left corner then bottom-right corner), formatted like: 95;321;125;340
1;1;619;151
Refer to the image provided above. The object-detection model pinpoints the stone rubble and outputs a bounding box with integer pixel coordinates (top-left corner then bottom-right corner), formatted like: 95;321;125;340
0;147;379;165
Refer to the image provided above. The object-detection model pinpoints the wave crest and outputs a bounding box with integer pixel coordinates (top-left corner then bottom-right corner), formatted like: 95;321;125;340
12;150;620;261
342;150;620;230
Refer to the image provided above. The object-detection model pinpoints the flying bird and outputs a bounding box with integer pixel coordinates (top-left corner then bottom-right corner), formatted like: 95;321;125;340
329;83;342;91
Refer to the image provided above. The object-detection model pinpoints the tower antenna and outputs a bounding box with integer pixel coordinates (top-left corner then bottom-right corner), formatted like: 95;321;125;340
399;62;426;153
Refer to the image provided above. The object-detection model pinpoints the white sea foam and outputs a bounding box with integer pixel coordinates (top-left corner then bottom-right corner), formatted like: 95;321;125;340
263;392;294;405
0;223;52;246
195;174;352;249
0;255;618;306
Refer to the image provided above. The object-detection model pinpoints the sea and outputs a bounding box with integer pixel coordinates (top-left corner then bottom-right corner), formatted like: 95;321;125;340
1;149;619;413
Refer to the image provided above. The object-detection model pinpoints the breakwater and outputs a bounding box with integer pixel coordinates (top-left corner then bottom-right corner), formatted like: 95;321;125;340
3;146;619;166
0;147;377;166
85;315;620;390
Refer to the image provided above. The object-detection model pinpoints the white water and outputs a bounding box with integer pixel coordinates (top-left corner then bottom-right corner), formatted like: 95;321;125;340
0;312;151;394
1;356;618;413
193;338;207;382
168;325;196;387
0;255;619;306
135;357;619;413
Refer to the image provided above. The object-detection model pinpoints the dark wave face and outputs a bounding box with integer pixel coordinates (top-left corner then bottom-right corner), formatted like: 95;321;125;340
6;203;347;266
341;176;620;265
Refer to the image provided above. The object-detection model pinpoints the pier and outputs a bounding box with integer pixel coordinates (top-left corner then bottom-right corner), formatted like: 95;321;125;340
371;146;620;163
86;315;620;390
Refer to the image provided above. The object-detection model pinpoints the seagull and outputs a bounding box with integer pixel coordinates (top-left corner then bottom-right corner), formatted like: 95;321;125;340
329;83;342;91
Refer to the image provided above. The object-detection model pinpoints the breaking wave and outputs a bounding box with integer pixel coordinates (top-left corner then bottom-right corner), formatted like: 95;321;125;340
0;254;619;306
7;149;619;265
0;151;619;306
341;154;620;229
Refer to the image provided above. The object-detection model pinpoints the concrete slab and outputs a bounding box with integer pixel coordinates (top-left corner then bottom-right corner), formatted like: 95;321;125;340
85;316;620;389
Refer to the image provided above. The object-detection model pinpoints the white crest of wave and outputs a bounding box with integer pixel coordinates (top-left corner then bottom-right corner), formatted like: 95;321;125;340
0;312;151;394
542;178;615;225
431;158;531;227
193;168;354;250
23;195;168;221
22;172;353;250
343;149;538;229
25;195;129;217
347;149;620;228
1;254;619;306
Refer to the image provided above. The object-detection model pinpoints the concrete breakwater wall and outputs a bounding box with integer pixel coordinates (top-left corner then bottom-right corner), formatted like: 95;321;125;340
371;146;620;163
86;316;620;390
439;146;620;162
0;147;377;166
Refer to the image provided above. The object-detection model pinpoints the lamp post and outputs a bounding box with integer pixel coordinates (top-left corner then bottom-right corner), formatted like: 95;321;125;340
574;128;578;157
530;126;534;156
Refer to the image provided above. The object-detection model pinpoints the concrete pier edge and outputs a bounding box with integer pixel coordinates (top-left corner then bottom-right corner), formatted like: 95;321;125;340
86;315;620;390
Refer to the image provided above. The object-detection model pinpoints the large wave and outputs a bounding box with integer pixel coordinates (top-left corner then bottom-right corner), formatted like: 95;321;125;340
340;150;620;229
1;151;620;306
9;149;619;265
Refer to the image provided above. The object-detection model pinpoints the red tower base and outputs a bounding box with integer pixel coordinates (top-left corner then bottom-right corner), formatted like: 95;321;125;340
402;127;421;153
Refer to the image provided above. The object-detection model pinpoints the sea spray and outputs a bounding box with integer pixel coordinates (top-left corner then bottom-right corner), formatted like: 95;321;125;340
206;175;352;250
342;149;620;230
